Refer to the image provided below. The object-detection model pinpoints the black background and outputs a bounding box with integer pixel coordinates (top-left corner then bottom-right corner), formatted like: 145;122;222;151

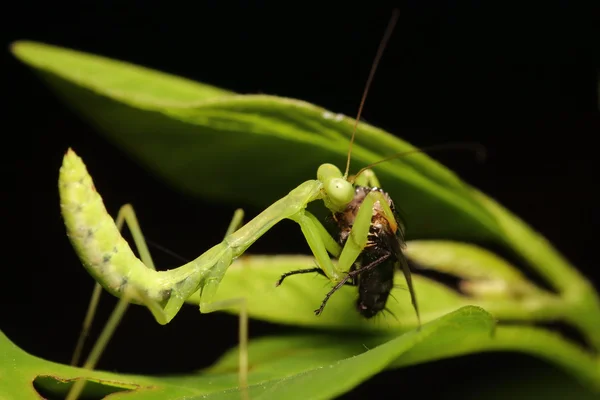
3;2;599;399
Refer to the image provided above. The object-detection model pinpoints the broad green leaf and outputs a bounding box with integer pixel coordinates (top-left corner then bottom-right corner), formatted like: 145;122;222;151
13;41;599;348
0;306;498;400
406;240;529;282
10;40;600;395
11;40;499;242
195;254;462;332
7;306;598;400
405;240;544;299
386;324;600;392
202;324;600;398
191;254;577;331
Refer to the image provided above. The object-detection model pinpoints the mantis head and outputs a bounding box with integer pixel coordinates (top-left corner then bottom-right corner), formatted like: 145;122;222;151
317;163;354;213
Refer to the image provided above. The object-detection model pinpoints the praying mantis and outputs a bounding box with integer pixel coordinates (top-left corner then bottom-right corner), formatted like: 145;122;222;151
61;10;431;400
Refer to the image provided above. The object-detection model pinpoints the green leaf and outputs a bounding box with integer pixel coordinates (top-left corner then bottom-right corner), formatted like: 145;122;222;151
203;252;599;391
1;306;498;400
401;241;572;324
193;253;585;332
201;254;463;331
8;306;597;400
11;40;498;242
404;240;544;298
13;42;599;344
14;43;599;327
10;40;600;397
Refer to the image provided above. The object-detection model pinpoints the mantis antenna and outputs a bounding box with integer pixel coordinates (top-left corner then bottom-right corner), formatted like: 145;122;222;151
351;142;487;182
340;9;486;183
344;9;400;179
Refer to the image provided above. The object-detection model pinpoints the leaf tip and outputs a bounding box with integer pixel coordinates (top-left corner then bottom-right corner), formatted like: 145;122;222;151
9;40;27;57
9;40;44;61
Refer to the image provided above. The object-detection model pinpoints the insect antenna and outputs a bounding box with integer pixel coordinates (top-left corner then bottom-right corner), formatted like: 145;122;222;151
344;9;400;179
351;142;487;183
146;238;190;264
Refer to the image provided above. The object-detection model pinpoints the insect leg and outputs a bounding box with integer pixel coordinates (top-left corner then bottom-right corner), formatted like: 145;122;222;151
335;191;380;274
315;252;391;315
290;193;384;302
348;252;391;277
302;211;343;257
288;210;343;281
197;249;249;398
70;283;102;366
368;190;420;326
194;208;251;398
225;208;245;236
314;274;354;315
358;169;409;227
275;267;325;286
353;168;381;188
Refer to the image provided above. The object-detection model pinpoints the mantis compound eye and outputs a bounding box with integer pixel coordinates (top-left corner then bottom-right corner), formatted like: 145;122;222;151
327;178;354;209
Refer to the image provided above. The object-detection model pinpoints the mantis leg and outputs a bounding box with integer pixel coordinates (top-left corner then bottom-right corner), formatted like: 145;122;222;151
335;191;380;273
225;208;245;236
353;168;381;188
284;202;378;296
196;251;249;397
275;212;343;286
195;208;250;397
70;283;102;366
360;170;419;325
69;207;248;400
288;210;343;281
284;204;381;316
355;169;420;325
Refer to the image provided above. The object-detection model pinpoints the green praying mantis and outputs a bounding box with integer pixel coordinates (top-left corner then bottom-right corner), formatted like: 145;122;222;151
59;10;477;400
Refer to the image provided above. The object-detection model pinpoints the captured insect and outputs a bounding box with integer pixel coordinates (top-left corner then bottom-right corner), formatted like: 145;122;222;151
274;12;418;322
59;9;481;400
276;181;415;321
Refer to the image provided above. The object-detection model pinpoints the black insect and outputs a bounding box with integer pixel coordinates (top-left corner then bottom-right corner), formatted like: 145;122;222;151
276;186;420;323
333;186;414;319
